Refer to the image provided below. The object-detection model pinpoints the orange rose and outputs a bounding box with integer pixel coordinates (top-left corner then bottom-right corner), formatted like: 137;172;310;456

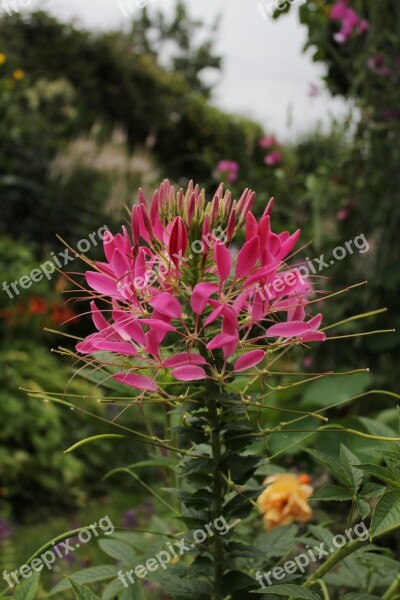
257;473;313;531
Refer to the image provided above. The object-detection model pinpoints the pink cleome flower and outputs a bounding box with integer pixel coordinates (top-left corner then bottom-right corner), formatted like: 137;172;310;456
76;180;325;394
215;160;239;183
330;0;369;44
264;151;282;166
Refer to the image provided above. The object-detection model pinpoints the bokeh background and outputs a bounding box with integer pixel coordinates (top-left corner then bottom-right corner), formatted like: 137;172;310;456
1;0;399;597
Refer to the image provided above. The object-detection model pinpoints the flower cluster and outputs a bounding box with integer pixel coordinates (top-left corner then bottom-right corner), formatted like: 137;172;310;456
330;0;368;44
76;180;325;394
215;160;240;183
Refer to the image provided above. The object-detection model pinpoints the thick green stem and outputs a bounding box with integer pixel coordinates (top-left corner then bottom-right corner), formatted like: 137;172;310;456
207;391;224;600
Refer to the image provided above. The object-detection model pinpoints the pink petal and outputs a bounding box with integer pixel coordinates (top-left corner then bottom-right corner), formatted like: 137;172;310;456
277;229;301;260
149;292;182;319
307;313;323;330
234;350;266;372
140;319;176;333
163;353;206;368
236;236;260;278
114;373;158;392
145;330;160;357
76;333;102;354
171;365;207;381
93;340;137;356
266;321;311;338
206;333;238;351
245;212;258;241
90;301;109;331
111;248;130;280
214;242;232;282
299;331;326;342
86;272;119;297
191;282;219;315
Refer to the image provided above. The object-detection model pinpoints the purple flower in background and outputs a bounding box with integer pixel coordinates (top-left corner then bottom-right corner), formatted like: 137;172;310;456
0;518;11;540
259;135;276;149
264;151;282;166
215;160;239;183
330;0;369;44
122;510;139;528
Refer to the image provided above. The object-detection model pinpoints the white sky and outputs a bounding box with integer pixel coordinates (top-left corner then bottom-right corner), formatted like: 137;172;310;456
5;0;349;139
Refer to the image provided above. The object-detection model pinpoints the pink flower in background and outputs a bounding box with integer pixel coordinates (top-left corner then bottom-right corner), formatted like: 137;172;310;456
264;151;282;166
215;160;239;183
76;180;325;395
259;135;276;149
367;55;392;77
330;0;369;44
337;207;350;221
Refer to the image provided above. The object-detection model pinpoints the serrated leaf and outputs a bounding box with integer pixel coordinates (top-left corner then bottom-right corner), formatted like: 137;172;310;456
305;448;353;489
13;571;40;600
49;566;120;595
356;498;371;519
341;445;363;492
101;578;126;600
360;482;386;499
255;524;298;558
68;577;101;600
251;583;320;597
370;490;400;540
312;485;353;501
98;539;136;565
356;464;400;490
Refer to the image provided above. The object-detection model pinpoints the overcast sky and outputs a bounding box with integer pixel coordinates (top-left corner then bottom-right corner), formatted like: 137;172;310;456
8;0;349;139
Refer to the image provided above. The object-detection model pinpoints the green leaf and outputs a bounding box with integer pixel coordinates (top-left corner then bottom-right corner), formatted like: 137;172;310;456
251;583;320;598
49;566;120;595
340;445;363;492
311;485;353;501
301;372;373;408
255;525;298;558
360;482;386;499
101;578;126;600
98;539;137;565
305;448;353;489
356;464;400;490
339;595;382;599
370;490;400;540
68;577;101;600
356;498;371;519
13;571;41;600
358;417;398;440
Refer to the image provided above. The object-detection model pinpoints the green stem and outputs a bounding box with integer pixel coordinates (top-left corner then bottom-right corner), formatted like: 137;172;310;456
383;576;400;600
303;538;368;589
207;389;224;600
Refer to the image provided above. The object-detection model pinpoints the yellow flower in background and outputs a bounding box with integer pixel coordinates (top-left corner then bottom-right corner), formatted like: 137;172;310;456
0;53;6;65
13;69;25;80
257;473;313;531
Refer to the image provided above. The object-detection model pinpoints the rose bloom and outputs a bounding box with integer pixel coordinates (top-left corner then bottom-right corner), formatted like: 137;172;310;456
257;473;313;530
